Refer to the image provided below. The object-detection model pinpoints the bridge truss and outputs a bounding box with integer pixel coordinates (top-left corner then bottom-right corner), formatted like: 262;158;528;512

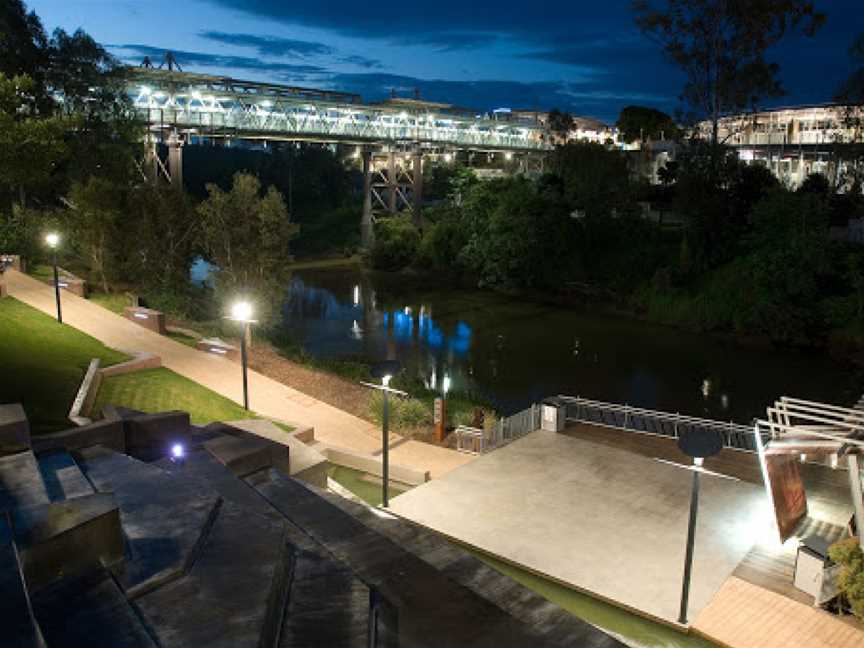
127;68;550;246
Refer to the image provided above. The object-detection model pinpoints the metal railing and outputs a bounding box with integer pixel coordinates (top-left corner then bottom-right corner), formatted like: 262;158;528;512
455;404;541;455
558;396;759;452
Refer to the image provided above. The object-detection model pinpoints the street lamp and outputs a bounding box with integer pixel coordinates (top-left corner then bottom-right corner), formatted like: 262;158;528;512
671;429;731;625
362;360;404;507
435;373;452;442
227;300;256;410
45;232;62;323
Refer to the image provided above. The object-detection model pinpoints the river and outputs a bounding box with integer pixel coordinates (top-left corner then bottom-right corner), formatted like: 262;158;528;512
278;267;860;421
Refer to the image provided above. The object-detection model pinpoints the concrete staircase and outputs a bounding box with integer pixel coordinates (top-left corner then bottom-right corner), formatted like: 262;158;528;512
0;409;627;647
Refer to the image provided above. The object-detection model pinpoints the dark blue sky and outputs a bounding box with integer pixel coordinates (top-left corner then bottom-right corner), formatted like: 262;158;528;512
29;0;863;123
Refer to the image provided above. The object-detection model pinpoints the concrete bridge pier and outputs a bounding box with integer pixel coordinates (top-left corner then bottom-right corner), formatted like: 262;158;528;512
411;147;423;228
361;149;374;249
167;130;184;187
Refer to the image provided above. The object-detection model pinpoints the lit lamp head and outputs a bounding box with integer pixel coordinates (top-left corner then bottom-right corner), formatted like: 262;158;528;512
442;375;452;396
230;300;253;323
371;360;402;388
170;442;185;464
677;430;723;467
45;232;60;249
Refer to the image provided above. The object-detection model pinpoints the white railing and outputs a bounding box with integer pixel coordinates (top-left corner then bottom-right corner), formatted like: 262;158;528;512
558;396;759;452
455;404;541;455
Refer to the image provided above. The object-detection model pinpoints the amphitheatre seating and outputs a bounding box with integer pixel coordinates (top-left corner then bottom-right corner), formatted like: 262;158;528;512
0;403;30;456
0;404;626;647
123;306;167;335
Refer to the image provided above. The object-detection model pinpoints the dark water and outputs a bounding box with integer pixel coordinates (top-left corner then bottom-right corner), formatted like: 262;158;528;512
280;267;859;421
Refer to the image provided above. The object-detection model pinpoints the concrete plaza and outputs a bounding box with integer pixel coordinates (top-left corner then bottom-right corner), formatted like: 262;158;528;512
390;428;772;626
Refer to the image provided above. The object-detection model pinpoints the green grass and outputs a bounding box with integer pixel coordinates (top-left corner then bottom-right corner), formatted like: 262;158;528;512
92;366;295;433
88;291;129;315
326;465;409;507
166;331;200;348
473;552;718;648
288;255;362;270
0;298;129;433
93;367;256;425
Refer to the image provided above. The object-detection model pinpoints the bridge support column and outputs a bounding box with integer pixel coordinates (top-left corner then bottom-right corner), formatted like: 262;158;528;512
167;130;184;187
411;149;423;228
387;149;398;214
361;150;374;249
143;134;159;182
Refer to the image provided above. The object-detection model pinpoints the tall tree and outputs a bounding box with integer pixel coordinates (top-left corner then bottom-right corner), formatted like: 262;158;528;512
835;32;864;193
633;0;824;149
198;173;298;307
547;109;575;141
616;105;681;143
0;0;49;109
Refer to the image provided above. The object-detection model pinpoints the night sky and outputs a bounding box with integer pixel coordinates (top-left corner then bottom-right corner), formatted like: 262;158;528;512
28;0;864;123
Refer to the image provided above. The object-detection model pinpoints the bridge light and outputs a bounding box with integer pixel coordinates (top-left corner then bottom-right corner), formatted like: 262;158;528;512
505;152;513;161
444;153;453;163
260;100;272;108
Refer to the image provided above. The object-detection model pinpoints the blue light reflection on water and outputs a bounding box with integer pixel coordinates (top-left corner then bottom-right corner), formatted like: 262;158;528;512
281;277;476;397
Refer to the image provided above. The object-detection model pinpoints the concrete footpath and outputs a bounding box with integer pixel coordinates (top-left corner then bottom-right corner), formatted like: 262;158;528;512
4;270;472;478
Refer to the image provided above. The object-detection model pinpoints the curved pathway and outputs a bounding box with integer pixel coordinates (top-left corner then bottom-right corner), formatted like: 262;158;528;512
4;269;472;478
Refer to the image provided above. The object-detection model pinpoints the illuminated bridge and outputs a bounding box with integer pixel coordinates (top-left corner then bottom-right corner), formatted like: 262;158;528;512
128;68;550;245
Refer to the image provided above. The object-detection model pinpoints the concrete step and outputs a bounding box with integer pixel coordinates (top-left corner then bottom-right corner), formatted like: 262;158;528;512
12;492;124;592
280;549;371;648
31;569;156;647
319;491;625;648
254;475;561;648
0;516;42;647
0;451;49;513
134;500;288;647
36;449;94;502
76;445;221;597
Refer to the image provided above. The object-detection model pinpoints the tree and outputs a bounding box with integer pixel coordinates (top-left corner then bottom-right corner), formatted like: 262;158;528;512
616;105;681;143
0;74;68;208
0;0;49;110
67;176;126;293
198;173;298;303
369;217;421;271
550;142;636;219
834;32;864;193
633;0;824;150
547;109;574;140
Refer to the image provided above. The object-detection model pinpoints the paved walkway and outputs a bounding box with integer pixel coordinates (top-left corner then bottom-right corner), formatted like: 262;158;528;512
693;576;863;648
4;270;471;478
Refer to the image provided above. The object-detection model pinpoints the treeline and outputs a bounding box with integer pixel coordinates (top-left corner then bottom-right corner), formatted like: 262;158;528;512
370;141;864;349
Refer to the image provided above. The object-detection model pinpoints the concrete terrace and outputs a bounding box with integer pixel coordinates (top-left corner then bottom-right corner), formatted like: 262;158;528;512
4;269;471;479
390;427;772;626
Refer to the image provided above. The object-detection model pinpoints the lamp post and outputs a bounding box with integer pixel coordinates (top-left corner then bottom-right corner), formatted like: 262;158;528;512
227;301;256;410
362;360;404;507
669;430;733;625
45;232;62;323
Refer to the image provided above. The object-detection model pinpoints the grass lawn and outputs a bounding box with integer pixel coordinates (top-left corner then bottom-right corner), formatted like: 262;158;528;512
88;291;128;315
92;367;294;434
0;298;129;433
93;367;255;425
166;330;200;348
472;552;717;648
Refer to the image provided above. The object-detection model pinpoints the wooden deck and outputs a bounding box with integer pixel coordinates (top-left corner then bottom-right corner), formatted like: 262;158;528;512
566;423;864;644
694;577;863;648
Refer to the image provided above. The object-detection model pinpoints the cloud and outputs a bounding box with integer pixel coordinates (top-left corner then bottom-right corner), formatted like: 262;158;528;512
338;55;382;69
111;44;325;77
198;31;334;58
393;31;498;51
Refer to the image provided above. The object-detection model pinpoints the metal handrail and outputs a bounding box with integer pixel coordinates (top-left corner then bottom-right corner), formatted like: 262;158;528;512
557;395;759;452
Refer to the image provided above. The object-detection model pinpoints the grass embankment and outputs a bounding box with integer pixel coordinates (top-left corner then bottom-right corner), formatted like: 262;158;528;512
93;368;253;426
473;552;718;648
92;367;295;432
0;298;129;433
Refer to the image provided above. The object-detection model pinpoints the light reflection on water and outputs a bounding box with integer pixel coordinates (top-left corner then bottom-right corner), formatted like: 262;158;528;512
278;269;859;418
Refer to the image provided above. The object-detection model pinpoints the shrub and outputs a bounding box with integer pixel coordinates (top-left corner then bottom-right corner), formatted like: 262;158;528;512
370;216;420;270
368;392;430;430
828;537;864;620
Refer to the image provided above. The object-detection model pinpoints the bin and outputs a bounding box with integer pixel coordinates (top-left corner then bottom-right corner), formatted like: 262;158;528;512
541;397;567;432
